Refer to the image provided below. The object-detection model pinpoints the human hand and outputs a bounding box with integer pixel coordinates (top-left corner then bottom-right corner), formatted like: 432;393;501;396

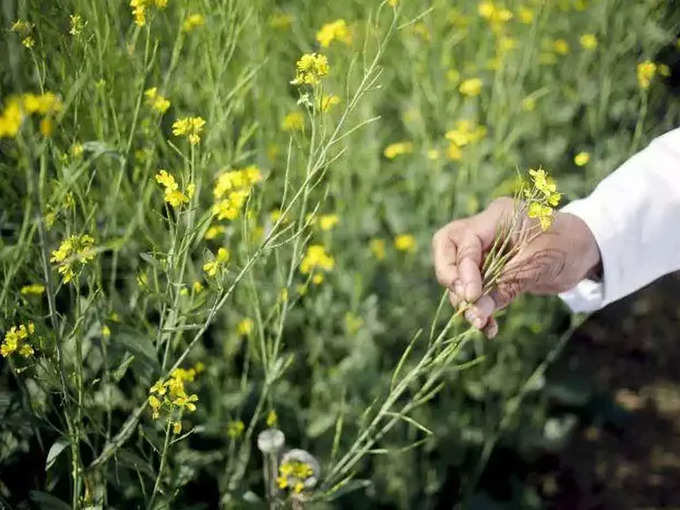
431;197;601;338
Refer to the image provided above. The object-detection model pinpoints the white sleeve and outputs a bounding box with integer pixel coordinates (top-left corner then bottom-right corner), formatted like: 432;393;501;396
558;128;680;313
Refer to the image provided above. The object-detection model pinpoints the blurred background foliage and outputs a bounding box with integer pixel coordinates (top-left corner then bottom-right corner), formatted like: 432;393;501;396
1;0;679;508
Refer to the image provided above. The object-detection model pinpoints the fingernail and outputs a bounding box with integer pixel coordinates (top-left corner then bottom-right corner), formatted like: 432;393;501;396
454;280;464;297
473;317;484;329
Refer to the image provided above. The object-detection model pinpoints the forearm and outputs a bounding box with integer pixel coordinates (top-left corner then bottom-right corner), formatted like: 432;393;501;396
559;128;680;312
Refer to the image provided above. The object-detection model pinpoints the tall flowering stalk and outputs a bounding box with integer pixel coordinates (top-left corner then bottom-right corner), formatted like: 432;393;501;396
476;168;561;303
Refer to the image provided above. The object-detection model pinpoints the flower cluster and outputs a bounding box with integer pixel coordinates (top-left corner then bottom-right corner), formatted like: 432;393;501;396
636;60;670;90
445;120;487;161
394;234;416;252
203;247;230;277
459;77;483;97
237;318;254;336
11;19;35;48
291;53;329;86
316;19;352;47
525;168;561;230
172;116;206;145
155;170;195;208
227;420;245;438
212;165;262;220
276;460;314;494
282;111;304;132
69;14;86;37
0;92;62;139
478;1;512;32
300;245;334;284
148;367;199;433
50;234;96;283
383;141;413;159
0;322;36;358
129;0;167;27
144;87;171;114
182;13;205;32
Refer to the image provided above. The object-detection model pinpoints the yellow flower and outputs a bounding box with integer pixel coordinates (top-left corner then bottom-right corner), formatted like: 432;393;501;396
148;395;162;419
266;410;278;427
237;318;254;336
319;214;339;231
277;460;315;493
173;393;198;412
1;322;36;358
129;0;167;27
553;39;570;55
659;64;671;78
182;13;205;32
316;19;352;47
150;379;167;396
227;420;245;439
528;202;554;231
19;344;34;357
50;234;96;283
478;1;512;31
101;325;111;338
0;99;24;138
71;143;84;157
579;34;598;50
144;87;171;114
445;120;487;147
172;116;206;145
459;78;482;97
383;141;413;159
22;36;35;48
20;283;45;296
394;234;416;252
312;273;324;285
203;247;230;276
446;143;463;161
637;60;657;89
300;245;334;274
204;225;225;240
155;170;193;208
291;53;329;86
574;152;590;166
319;94;340;112
388;0;398;6
282;111;304;132
69;14;85;36
173;421;182;434
40;117;53;137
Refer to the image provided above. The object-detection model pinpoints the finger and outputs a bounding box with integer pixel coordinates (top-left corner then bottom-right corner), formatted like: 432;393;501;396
448;289;461;308
464;306;487;330
482;316;498;339
432;228;458;289
469;294;496;325
457;234;483;302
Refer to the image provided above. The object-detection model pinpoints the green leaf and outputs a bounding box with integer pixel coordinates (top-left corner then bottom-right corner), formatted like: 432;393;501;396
29;491;71;510
113;353;136;382
45;438;69;472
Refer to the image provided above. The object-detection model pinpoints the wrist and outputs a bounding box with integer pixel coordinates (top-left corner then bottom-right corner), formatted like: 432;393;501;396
563;212;602;281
